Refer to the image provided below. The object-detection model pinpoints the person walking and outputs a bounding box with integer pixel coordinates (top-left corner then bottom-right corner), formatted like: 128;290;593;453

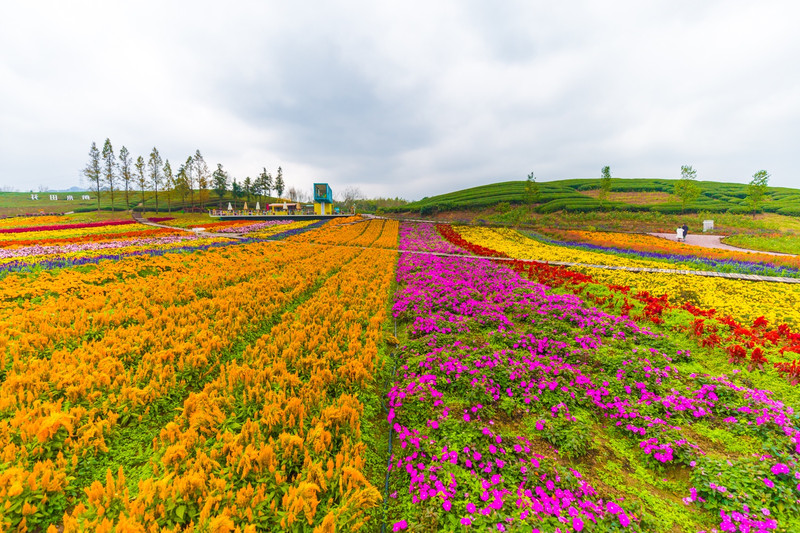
682;223;689;241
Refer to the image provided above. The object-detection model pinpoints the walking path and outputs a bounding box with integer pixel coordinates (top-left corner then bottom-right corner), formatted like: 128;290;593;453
648;233;795;257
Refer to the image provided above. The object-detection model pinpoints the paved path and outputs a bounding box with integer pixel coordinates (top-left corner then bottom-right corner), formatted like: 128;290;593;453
648;233;795;257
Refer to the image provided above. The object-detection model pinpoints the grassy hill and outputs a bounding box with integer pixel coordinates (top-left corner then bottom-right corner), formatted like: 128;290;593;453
391;178;800;216
0;190;283;217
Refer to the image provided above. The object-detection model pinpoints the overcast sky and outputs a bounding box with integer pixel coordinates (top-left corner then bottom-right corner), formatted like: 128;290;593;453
1;1;798;199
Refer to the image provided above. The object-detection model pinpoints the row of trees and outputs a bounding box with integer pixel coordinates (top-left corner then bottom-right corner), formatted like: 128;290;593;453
673;165;770;216
82;139;287;212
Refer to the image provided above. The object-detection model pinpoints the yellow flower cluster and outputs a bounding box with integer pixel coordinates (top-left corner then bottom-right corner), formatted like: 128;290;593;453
458;227;662;268
289;218;399;249
456;226;800;327
552;229;800;269
0;222;170;244
0;216;68;229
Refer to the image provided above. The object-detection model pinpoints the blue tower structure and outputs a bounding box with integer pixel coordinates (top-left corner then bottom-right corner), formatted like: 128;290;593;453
313;183;334;215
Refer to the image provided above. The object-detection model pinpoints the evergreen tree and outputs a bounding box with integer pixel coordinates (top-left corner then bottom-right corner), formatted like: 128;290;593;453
163;159;174;213
243;176;252;202
148;147;163;213
261;168;273;198
83;142;102;212
212;164;228;208
747;170;770;218
175;164;190;208
194;150;210;209
275;166;285;198
101;138;116;211
118;146;133;209
232;178;243;207
135;155;147;214
186;155;195;209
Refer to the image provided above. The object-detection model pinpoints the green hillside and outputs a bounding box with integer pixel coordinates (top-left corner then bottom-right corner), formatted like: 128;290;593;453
0;190;282;217
392;178;800;216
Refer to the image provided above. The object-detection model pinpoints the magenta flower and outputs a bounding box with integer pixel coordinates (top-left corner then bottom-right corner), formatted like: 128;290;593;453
606;501;622;514
573;517;584;531
763;478;775;488
466;502;476;514
618;511;630;527
771;463;790;476
392;520;408;531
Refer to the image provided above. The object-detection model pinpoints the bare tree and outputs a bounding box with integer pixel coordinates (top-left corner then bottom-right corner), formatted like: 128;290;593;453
339;185;363;212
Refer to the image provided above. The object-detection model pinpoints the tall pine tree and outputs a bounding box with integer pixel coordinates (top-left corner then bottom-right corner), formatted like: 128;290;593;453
101;138;116;211
135;156;147;214
118;146;133;209
275;166;285;198
148;147;163;213
83;142;102;211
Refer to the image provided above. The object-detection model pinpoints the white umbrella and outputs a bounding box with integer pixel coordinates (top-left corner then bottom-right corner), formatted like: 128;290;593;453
227;202;233;211
255;202;260;210
243;202;248;210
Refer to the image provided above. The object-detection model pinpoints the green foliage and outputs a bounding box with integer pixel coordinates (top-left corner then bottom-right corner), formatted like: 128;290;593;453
83;142;102;211
599;165;612;202
212;163;229;207
275;166;285;198
673;165;701;213
389;177;800;218
524;172;540;207
746;170;770;217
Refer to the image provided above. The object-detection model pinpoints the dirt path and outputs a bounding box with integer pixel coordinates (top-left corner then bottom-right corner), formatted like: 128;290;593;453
648;233;795;257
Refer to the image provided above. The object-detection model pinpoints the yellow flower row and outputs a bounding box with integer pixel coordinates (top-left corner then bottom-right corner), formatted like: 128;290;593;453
0;215;69;229
455;226;800;327
458;227;664;268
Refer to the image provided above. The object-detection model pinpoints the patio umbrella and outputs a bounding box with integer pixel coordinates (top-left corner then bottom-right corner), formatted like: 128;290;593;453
256;202;260;210
244;202;248;210
227;202;233;211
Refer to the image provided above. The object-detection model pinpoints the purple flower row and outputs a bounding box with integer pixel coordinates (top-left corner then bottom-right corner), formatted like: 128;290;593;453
216;219;295;234
0;235;207;259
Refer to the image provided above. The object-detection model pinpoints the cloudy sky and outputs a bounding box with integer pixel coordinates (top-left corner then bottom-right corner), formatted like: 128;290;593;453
1;1;798;199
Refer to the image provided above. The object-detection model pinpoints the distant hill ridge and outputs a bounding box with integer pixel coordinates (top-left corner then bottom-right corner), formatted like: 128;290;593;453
392;178;800;216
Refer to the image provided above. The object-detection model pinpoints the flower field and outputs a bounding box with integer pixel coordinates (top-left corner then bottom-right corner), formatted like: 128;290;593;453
541;229;800;274
3;212;800;532
385;223;800;533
